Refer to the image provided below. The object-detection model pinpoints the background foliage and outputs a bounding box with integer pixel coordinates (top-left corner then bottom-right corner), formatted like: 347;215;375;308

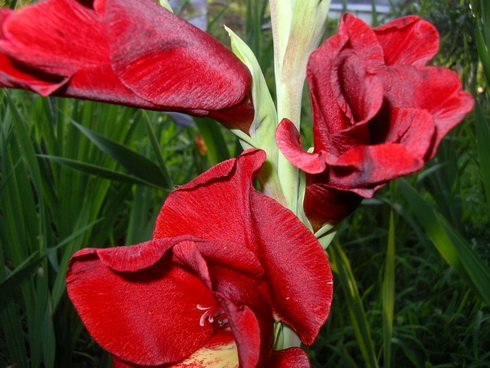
1;0;489;367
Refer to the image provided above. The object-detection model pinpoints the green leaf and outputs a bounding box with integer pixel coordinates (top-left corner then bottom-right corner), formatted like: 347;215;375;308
142;113;173;188
329;241;379;368
195;117;231;166
474;100;490;206
226;26;277;147
398;179;490;305
382;211;395;368
71;121;172;189
0;219;101;309
226;27;288;205
39;154;163;189
0;251;42;310
475;21;490;89
435;212;490;306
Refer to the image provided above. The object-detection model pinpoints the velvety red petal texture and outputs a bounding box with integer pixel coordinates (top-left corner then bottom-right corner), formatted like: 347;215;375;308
67;244;217;366
249;190;332;344
270;347;310;368
67;149;332;368
0;0;253;128
374;16;439;67
327;143;423;196
276;118;327;174
278;12;473;227
304;184;363;231
155;149;333;345
112;330;238;368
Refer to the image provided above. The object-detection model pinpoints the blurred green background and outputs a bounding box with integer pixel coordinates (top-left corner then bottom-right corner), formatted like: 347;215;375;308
1;0;489;367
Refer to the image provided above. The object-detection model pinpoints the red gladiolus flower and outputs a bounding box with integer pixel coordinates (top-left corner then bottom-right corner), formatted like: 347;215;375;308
66;149;333;368
0;0;253;129
276;13;474;228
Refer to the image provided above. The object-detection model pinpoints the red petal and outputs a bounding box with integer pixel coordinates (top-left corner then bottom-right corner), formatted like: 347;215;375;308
327;51;384;153
0;0;145;104
102;0;251;111
374;16;439;67
172;240;214;289
96;238;175;272
59;64;163;108
66;246;217;366
250;191;333;345
270;347;310;368
0;0;107;75
216;298;262;368
0;0;253;128
155;149;332;344
370;107;436;159
304;184;363;229
153;149;266;244
170;239;273;368
0;8;67;94
276;118;327;173
338;13;385;71
307;14;384;155
380;65;474;157
327;143;424;195
0;54;66;95
307;33;347;150
192;239;264;281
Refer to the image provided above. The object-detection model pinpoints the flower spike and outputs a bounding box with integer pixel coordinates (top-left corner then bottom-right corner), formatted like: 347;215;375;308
67;149;333;368
277;13;474;229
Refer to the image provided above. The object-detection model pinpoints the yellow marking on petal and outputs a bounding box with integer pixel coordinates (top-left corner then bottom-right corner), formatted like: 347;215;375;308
171;338;239;368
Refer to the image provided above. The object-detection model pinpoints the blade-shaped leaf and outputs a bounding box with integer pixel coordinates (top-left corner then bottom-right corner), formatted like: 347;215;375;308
474;100;490;206
142;113;173;188
0;219;101;309
382;211;395;368
329;241;379;368
195;117;231;166
39;155;163;189
0;251;42;310
398;179;490;305
71;121;172;189
435;212;490;306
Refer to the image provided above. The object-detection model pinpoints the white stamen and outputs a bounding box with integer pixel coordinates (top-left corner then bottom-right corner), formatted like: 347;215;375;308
196;304;229;328
199;309;211;327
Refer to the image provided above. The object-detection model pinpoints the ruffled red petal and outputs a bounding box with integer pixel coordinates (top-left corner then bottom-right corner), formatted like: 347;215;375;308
67;243;218;366
275;118;327;174
250;190;333;344
270;347;310;368
155;149;333;344
101;0;250;111
327;143;424;196
379;65;474;158
304;184;363;229
300;13;473;228
0;0;253;128
374;16;439;67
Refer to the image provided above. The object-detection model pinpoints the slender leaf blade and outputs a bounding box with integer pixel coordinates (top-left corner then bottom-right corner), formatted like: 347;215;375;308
382;211;395;368
329;241;379;368
71;121;171;189
195;117;231;166
39;154;163;189
474;100;490;206
398;179;490;305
